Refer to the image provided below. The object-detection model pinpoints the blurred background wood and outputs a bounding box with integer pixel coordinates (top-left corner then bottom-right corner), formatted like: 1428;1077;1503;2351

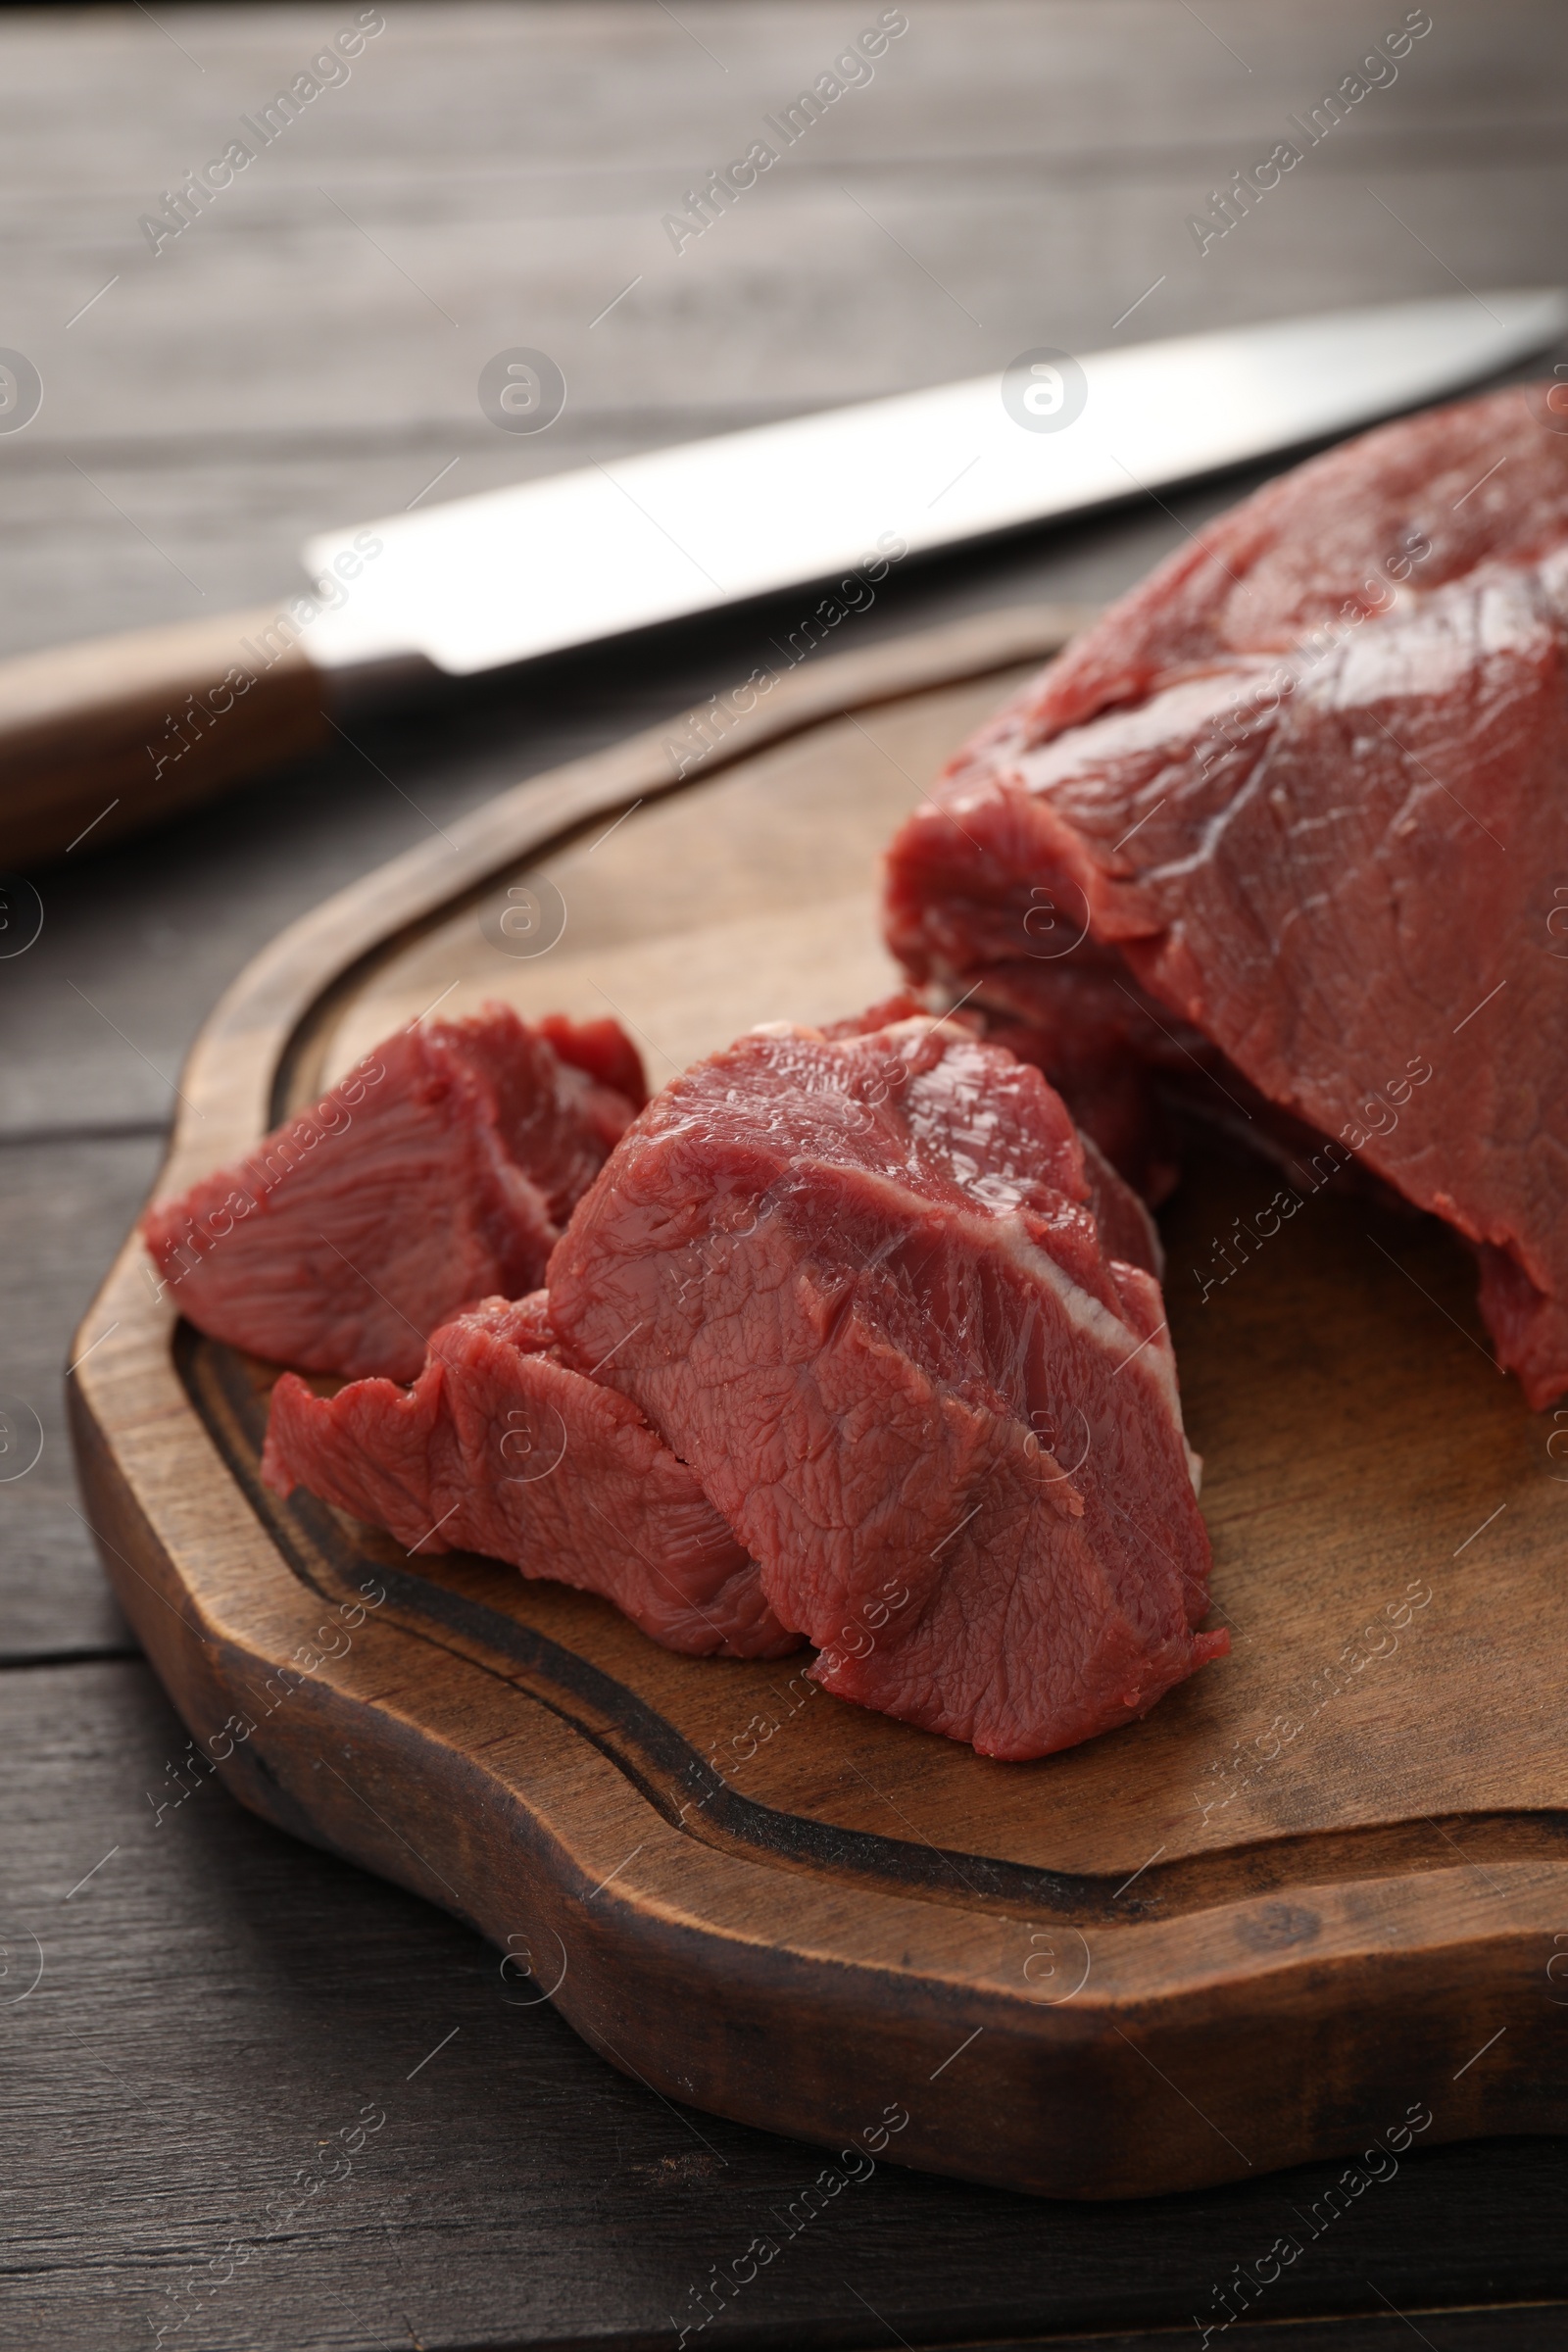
4;3;1568;2344
5;1;1568;651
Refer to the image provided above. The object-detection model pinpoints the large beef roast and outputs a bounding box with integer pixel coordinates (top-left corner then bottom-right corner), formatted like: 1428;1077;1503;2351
547;1014;1223;1759
263;1293;797;1658
143;1005;645;1381
885;384;1568;1407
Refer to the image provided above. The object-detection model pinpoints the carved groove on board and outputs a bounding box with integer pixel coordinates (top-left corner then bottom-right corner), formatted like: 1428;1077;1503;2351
182;1335;1568;1934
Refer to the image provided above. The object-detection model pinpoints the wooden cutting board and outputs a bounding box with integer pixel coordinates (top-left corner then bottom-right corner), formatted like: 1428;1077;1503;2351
69;608;1568;2201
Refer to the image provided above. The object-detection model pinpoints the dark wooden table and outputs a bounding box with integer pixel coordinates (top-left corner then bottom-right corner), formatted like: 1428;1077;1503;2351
6;5;1568;2345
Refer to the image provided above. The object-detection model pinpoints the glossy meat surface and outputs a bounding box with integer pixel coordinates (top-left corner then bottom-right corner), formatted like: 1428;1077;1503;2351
548;1015;1222;1758
142;1004;645;1381
263;1293;797;1658
887;386;1568;1405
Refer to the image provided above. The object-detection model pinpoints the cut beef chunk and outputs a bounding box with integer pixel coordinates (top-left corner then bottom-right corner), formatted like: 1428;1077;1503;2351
973;958;1192;1207
536;1012;649;1113
824;994;1164;1275
977;975;1396;1214
886;384;1568;1407
143;1004;645;1382
547;1014;1223;1759
262;1293;798;1659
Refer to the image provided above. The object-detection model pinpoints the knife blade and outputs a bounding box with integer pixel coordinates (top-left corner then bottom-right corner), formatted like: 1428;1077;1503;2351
5;290;1564;867
303;291;1568;677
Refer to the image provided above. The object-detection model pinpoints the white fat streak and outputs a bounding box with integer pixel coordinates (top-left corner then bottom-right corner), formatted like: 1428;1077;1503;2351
993;1213;1194;1475
878;1014;974;1051
829;1159;1193;1473
745;1015;970;1049
671;1022;1200;1485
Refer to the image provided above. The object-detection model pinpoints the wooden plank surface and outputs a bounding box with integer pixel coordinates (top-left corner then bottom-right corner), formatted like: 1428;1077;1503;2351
2;2;1566;651
0;1134;154;1659
6;1667;1568;2352
5;0;1568;2341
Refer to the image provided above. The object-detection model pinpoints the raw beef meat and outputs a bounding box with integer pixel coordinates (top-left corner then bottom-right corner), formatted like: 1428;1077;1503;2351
977;973;1392;1213
885;384;1568;1406
263;1293;798;1658
143;1004;645;1381
823;991;1166;1268
974;965;1190;1207
547;1013;1224;1759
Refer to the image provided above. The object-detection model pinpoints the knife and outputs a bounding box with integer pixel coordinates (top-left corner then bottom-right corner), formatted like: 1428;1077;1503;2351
6;290;1564;867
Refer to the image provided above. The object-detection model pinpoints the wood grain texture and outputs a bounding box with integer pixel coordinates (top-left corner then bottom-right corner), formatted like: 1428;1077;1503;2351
10;4;1568;2337
5;1669;1566;2352
0;608;329;866
70;609;1568;2203
0;1132;153;1660
3;3;1566;658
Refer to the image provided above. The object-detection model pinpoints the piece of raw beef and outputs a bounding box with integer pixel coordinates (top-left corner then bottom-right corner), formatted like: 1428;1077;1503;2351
547;1013;1224;1759
143;1004;645;1381
885;383;1568;1406
263;1293;798;1658
821;990;1167;1267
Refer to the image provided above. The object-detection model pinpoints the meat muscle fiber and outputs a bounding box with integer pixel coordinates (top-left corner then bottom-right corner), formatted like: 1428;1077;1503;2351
547;1014;1224;1759
143;1004;646;1381
885;384;1568;1406
263;1294;798;1659
821;990;1167;1270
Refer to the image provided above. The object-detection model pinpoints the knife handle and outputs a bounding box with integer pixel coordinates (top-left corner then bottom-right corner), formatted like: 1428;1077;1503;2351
0;608;331;868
